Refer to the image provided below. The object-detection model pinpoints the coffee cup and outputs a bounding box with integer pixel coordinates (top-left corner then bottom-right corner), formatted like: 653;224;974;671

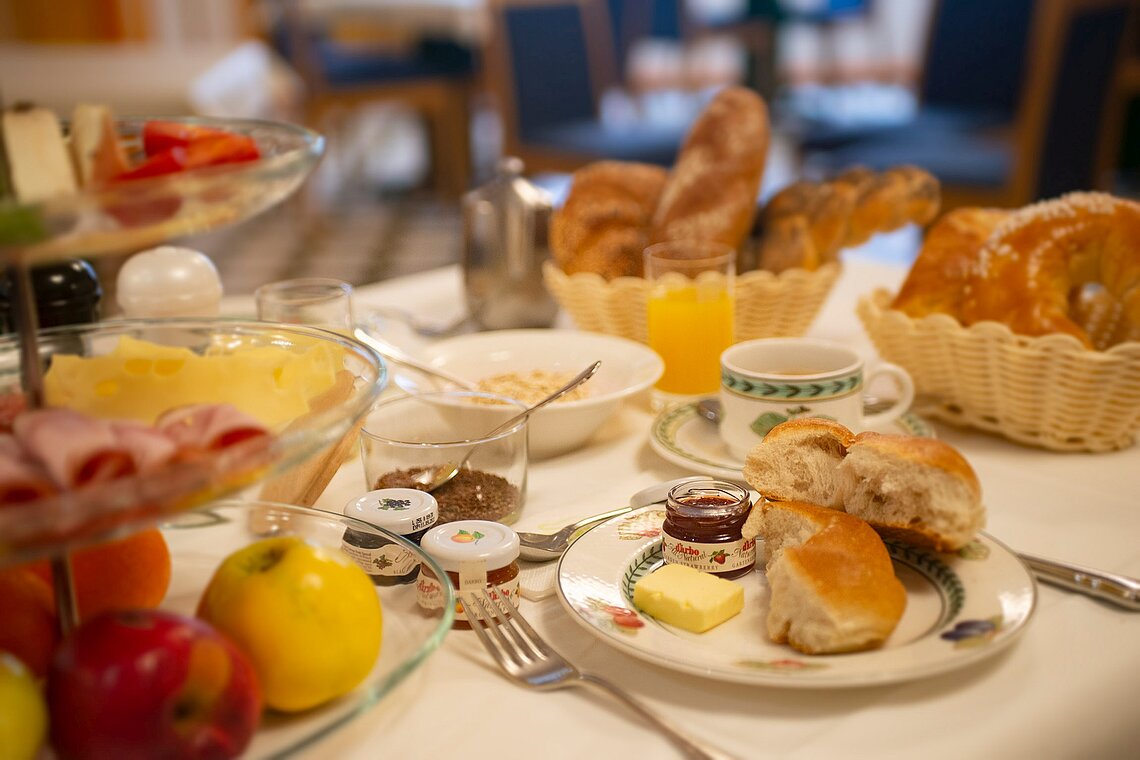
719;338;915;460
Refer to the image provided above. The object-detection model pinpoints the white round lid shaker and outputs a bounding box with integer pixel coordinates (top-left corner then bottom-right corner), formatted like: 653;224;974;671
419;520;520;572
116;246;223;318
344;488;439;535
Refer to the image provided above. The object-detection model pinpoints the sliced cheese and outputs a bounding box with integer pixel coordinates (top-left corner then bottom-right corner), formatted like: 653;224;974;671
633;563;744;633
43;335;342;428
1;105;77;203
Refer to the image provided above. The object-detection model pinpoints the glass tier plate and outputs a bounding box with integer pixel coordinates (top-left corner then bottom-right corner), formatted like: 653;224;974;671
0;117;324;263
0;319;386;565
159;501;454;758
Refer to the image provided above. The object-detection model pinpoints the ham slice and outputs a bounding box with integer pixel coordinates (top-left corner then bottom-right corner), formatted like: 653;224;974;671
0;434;57;505
12;408;136;488
110;420;178;473
156;403;269;453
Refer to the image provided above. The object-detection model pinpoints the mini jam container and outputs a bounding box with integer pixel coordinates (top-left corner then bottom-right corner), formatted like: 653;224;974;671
661;479;755;579
342;488;439;586
416;519;521;629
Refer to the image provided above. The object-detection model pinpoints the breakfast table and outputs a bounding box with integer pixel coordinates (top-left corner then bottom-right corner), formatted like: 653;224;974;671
228;248;1140;759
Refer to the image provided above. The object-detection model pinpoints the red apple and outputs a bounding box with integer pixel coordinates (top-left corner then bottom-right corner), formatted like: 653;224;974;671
47;608;261;760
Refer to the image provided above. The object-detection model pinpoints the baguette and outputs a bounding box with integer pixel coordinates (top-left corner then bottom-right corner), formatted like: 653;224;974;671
649;86;769;252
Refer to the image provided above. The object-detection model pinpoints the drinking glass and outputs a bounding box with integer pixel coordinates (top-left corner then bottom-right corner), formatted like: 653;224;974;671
644;240;735;407
255;278;354;333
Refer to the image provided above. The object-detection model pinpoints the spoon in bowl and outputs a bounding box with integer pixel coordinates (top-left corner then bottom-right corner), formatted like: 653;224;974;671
414;360;602;492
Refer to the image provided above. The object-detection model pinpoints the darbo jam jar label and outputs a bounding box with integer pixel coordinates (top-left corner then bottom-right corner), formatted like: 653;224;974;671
416;574;521;622
661;535;756;573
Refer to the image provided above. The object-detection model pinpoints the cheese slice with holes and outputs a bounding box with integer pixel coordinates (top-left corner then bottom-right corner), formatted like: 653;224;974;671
633;563;744;633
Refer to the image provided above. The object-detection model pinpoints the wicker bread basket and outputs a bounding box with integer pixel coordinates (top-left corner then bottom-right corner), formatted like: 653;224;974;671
543;261;841;344
858;289;1140;452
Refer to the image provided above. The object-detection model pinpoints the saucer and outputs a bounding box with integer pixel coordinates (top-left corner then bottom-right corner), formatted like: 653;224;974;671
649;402;935;480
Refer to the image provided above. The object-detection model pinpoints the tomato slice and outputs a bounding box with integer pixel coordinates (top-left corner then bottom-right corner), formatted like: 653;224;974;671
114;133;261;182
141;121;258;157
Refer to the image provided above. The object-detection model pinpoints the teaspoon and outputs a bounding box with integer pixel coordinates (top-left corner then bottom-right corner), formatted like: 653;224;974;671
414;360;602;492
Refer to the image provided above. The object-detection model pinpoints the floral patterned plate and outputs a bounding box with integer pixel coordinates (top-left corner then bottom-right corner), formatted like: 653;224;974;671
556;506;1036;688
648;402;935;481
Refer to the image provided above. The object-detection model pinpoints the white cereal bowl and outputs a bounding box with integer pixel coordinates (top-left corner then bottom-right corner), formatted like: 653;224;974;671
409;330;664;459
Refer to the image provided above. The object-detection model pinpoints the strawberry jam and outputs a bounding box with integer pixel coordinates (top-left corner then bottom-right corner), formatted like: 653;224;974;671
661;480;755;579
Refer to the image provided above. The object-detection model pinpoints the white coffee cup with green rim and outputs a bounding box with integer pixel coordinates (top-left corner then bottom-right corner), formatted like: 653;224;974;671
719;338;915;460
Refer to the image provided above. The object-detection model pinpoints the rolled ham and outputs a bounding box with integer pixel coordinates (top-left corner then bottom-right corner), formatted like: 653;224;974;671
156;403;269;453
0;434;57;505
110;420;178;473
12;408;136;488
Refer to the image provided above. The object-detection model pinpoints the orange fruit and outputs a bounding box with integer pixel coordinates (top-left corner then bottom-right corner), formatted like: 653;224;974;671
0;567;59;678
29;528;172;622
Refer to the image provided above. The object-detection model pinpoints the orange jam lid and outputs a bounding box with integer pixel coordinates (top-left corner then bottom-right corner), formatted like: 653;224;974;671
419;520;520;572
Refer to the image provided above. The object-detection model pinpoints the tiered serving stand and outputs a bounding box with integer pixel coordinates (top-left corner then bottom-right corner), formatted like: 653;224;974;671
0;117;457;755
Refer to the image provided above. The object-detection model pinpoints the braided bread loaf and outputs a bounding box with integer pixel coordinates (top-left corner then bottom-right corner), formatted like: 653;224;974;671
757;165;941;273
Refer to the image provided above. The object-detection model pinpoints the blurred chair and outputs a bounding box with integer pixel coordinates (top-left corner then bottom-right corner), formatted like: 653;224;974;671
269;0;476;197
484;0;686;174
800;0;1137;210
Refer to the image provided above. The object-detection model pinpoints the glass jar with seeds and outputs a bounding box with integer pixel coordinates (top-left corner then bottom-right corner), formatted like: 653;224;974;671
359;391;528;525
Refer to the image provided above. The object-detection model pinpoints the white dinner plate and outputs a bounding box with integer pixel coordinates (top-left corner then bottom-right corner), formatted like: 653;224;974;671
556;506;1036;688
649;402;935;481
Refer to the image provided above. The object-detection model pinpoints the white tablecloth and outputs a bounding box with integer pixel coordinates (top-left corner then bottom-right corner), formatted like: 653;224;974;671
288;255;1139;759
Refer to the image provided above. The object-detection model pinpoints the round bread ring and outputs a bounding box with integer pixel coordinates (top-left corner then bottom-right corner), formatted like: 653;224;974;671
960;192;1140;346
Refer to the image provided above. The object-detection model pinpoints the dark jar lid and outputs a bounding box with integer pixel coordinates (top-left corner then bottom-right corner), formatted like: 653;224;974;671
0;259;102;331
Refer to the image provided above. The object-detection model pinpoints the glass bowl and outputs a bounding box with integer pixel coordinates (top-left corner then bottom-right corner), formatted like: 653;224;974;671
0;117;324;262
159;500;454;757
0;319;386;565
360;391;528;525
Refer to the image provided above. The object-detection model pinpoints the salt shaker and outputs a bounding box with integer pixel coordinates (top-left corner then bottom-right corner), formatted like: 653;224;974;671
461;157;558;330
116;246;223;318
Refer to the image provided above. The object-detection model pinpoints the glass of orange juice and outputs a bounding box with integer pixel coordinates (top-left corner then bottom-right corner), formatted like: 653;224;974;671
644;240;735;408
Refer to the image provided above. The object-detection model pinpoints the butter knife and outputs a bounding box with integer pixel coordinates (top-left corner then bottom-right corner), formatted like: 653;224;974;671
1018;552;1140;611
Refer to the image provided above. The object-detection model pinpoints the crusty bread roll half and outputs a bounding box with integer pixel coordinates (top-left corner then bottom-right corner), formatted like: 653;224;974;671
744;500;906;654
742;418;853;508
838;431;984;552
743;418;985;551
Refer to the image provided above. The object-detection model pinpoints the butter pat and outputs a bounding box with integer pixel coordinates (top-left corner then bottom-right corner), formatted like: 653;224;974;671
633;563;744;633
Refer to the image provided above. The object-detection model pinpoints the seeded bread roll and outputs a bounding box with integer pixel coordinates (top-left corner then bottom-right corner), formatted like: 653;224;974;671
742;418;854;508
746;499;906;655
742;418;985;551
837;431;984;552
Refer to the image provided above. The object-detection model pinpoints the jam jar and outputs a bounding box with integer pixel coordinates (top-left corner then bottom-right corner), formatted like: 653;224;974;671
661;479;755;579
342;488;439;586
416;520;520;629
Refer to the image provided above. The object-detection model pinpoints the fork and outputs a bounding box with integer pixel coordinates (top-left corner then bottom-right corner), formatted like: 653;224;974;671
463;588;738;760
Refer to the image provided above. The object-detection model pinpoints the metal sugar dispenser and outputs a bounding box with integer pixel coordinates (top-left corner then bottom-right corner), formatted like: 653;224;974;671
462;157;558;330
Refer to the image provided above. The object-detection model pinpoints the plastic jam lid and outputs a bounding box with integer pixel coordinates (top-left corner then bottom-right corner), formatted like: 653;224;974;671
419;520;520;572
344;488;439;535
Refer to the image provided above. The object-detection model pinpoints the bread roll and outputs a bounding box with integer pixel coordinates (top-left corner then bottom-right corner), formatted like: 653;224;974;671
743;418;985;551
649;86;769;251
742;418;853;508
746;499;906;655
550;161;668;279
837;431;985;552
